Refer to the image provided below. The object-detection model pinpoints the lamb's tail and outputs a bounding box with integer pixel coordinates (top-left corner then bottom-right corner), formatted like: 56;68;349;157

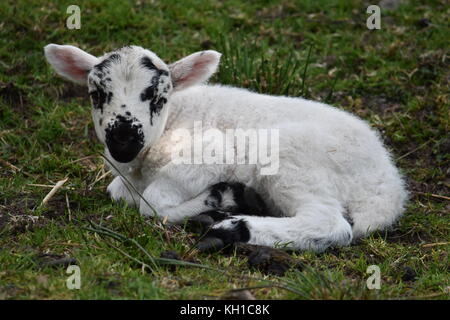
349;170;408;238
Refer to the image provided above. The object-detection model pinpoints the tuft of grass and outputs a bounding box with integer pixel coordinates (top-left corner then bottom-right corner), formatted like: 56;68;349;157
215;34;309;96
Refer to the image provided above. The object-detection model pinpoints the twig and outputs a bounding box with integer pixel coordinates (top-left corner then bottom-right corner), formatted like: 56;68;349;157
414;191;450;201
65;193;72;222
41;177;69;206
28;184;56;188
68;155;100;164
88;170;111;190
0;159;42;180
0;158;20;171
421;242;449;248
27;183;75;190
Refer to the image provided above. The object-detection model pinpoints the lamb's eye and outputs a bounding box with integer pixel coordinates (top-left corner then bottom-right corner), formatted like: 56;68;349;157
89;91;99;107
140;86;155;102
89;89;107;110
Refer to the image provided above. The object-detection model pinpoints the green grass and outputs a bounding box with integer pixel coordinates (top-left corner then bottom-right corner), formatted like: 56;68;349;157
0;0;449;299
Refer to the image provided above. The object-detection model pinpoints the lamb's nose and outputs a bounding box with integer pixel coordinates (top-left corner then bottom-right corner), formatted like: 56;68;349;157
111;127;136;145
105;118;144;163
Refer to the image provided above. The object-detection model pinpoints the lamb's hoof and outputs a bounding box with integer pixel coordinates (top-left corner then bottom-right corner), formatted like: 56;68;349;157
234;243;301;276
185;214;215;235
196;237;225;252
185;210;231;235
195;218;251;253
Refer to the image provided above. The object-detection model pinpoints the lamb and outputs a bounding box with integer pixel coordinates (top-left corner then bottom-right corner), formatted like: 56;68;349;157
44;44;408;252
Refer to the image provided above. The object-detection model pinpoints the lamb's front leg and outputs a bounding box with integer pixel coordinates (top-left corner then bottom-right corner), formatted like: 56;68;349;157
140;183;212;223
107;176;141;207
138;164;228;223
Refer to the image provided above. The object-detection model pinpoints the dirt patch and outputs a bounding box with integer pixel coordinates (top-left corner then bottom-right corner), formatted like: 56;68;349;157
401;266;417;282
0;197;39;234
221;289;256;300
58;82;90;102
0;284;25;299
334;93;403;118
0;81;29;115
94;275;123;295
41;195;69;220
37;253;77;269
0;194;76;235
407;175;450;199
7;214;48;236
233;243;302;276
0;213;9;231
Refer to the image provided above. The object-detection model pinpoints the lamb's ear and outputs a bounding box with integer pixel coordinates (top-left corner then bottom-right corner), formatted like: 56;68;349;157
44;44;99;85
169;50;221;91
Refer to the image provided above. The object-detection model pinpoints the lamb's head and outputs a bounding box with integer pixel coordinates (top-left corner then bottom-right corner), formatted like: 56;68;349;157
44;44;221;163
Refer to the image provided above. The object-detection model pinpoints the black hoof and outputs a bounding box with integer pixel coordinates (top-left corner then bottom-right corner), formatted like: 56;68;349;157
185;214;215;235
195;219;251;253
185;210;232;235
196;237;225;252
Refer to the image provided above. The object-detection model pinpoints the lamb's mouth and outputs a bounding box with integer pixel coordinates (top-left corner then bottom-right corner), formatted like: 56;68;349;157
106;139;144;163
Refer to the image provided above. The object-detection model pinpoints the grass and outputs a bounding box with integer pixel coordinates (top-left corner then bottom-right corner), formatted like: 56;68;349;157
0;0;449;299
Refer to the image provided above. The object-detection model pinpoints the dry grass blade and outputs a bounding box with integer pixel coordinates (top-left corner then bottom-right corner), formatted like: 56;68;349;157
40;177;69;206
396;140;432;161
0;158;20;171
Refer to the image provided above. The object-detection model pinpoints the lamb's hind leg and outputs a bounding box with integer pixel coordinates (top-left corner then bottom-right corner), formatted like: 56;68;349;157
198;196;353;252
185;182;271;234
139;180;267;224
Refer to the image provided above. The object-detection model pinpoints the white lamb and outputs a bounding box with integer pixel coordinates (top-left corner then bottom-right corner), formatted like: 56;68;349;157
44;44;408;252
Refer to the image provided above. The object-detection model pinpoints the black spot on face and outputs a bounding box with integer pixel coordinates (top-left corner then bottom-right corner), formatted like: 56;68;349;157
121;104;126;108
141;56;157;71
140;56;169;76
89;83;108;113
140;83;156;102
125;111;131;116
139;56;172;125
99;118;103;126
140;79;168;125
94;53;121;73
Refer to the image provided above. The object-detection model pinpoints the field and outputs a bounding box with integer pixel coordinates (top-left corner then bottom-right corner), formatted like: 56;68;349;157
0;0;448;299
